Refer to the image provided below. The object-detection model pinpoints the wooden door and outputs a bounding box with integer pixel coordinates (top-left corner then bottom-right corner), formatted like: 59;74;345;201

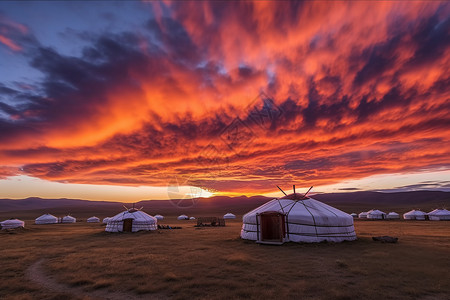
260;212;285;241
122;218;133;232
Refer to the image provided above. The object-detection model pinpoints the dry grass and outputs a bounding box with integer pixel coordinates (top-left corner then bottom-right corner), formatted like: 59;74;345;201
0;217;450;299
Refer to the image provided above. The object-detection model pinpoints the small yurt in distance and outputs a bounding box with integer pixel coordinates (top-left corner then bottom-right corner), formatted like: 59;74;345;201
428;209;450;221
189;217;196;220
102;217;111;224
403;209;427;220
87;216;100;223
62;215;76;223
177;214;189;220
35;214;58;224
106;207;157;232
1;219;25;229
154;214;164;220
367;209;386;219
241;186;356;244
350;213;358;218
386;212;400;219
358;212;368;219
224;213;236;219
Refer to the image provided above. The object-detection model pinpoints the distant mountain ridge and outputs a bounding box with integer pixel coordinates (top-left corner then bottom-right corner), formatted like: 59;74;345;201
0;191;449;218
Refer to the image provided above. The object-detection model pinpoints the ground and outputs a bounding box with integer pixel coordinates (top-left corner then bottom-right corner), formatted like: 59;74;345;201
1;218;449;300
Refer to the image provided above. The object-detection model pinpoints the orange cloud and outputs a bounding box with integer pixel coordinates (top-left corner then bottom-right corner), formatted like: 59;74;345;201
0;2;449;195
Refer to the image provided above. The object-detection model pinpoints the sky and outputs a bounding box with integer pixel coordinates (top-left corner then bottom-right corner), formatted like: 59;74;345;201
0;1;449;202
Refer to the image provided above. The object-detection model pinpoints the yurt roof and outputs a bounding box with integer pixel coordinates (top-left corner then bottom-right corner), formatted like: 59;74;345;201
36;213;57;220
280;192;310;201
1;219;24;225
224;212;235;216
178;214;188;218
429;209;450;216
109;209;156;222
404;209;427;215
387;212;399;215
368;209;386;215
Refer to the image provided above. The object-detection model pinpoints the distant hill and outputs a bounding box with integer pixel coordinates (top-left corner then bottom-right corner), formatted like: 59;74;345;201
0;191;449;219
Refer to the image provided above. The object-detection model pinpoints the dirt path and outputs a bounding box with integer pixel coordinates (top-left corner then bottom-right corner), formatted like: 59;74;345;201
26;259;165;300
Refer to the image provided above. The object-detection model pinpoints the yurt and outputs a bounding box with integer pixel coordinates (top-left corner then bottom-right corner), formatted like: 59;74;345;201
224;213;236;219
35;214;58;224
105;207;157;232
177;214;189;220
102;217;111;224
62;215;76;223
1;219;25;229
367;209;386;219
154;214;164;220
87;216;100;223
241;186;356;244
386;212;400;219
189;217;196;220
358;211;368;219
403;210;427;220
428;209;450;221
350;213;358;218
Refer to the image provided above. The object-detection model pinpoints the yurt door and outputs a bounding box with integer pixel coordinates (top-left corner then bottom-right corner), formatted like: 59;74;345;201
259;212;285;243
123;218;133;232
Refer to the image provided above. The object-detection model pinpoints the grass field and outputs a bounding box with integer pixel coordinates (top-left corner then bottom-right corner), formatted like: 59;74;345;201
1;217;449;300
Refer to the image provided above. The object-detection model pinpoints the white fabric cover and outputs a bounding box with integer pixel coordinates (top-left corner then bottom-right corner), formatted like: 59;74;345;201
62;215;76;223
1;219;25;229
35;214;58;224
177;215;189;220
224;213;236;219
358;212;368;218
403;210;427;220
367;209;386;219
105;210;157;232
428;209;450;221
154;214;164;220
386;212;400;219
102;217;111;224
189;217;196;220
87;216;100;223
241;197;356;243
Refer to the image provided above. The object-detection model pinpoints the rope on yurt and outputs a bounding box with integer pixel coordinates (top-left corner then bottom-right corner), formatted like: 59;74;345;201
296;198;319;237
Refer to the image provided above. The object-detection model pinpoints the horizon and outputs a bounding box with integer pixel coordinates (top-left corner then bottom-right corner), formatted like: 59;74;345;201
0;2;449;202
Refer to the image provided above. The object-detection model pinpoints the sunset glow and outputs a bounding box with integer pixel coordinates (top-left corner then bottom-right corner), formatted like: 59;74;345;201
0;2;449;201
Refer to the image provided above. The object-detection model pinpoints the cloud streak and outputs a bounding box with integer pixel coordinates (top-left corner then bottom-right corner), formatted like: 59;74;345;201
0;1;449;195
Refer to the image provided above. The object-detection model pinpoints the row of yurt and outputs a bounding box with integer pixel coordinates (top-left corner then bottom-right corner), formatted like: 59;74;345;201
105;207;157;232
1;219;25;229
241;186;356;244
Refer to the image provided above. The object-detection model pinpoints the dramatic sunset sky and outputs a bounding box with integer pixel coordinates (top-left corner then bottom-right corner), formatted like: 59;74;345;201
0;1;449;201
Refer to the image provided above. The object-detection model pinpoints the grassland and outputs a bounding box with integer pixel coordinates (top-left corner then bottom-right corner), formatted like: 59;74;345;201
1;217;449;300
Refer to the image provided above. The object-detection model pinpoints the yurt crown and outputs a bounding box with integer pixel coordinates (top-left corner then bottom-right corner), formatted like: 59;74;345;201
123;203;143;213
277;185;313;201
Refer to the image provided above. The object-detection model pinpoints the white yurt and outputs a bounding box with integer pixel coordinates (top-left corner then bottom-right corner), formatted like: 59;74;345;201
224;213;236;219
428;209;450;221
358;211;368;219
177;214;189;220
386;212;400;219
62;215;76;223
35;214;58;224
102;217;111;224
350;213;358;218
87;216;100;223
105;208;157;232
403;209;427;220
367;209;386;219
154;214;164;220
189;216;196;220
1;219;25;229
241;187;356;244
